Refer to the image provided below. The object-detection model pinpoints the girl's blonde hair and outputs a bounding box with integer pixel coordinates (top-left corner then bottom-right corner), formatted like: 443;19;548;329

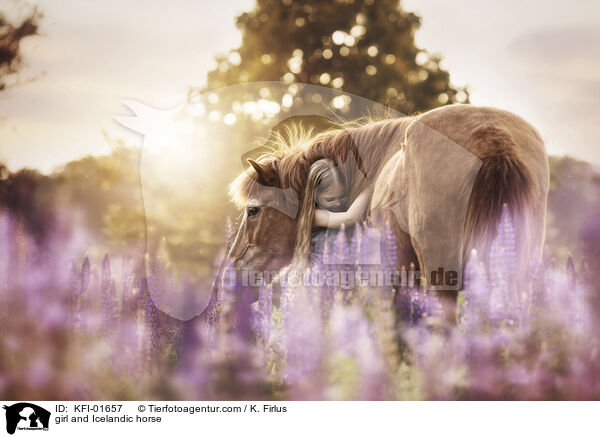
293;158;345;267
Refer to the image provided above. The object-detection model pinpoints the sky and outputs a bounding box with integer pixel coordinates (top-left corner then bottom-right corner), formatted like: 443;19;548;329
0;0;599;173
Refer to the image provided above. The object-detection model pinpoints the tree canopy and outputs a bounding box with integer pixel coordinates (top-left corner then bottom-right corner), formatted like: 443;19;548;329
204;0;468;114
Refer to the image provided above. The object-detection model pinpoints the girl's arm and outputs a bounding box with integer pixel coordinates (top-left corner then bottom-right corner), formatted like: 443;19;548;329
313;188;372;228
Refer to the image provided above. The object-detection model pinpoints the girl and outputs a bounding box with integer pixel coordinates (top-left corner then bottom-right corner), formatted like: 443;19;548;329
294;158;372;266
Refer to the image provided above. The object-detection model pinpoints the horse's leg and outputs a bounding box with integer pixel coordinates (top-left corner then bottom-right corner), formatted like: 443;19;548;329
383;209;419;271
410;235;458;327
381;212;458;329
370;209;420;327
410;235;424;288
398;118;483;328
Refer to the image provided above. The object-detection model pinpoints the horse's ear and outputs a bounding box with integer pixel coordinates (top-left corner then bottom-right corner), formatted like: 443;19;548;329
247;159;281;187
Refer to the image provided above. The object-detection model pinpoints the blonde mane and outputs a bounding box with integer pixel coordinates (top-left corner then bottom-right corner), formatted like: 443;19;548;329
229;116;412;212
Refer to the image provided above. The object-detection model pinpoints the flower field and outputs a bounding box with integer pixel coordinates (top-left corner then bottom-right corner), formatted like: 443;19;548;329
1;207;599;401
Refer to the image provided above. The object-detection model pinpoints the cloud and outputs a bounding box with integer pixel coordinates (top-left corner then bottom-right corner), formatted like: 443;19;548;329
506;27;600;81
500;26;600;164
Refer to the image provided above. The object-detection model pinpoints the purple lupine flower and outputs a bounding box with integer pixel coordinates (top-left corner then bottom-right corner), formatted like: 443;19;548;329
224;216;235;253
120;255;135;318
383;219;398;272
496;204;519;316
530;261;549;316
147;240;169;312
174;316;210;399
69;256;91;336
349;224;361;267
282;286;325;399
497;204;517;276
100;254;116;337
333;223;347;266
403;324;464;400
143;285;160;370
206;286;223;355
489;238;508;323
462;249;490;332
330;304;388;399
394;281;412;324
358;224;378;265
255;285;272;345
79;256;91;297
2;189;600;401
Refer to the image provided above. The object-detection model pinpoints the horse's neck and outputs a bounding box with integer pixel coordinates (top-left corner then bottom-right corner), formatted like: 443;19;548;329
351;117;411;195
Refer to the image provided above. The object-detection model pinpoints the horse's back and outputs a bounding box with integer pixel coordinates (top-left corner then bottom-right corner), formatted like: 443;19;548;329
377;104;549;290
415;105;546;163
413;104;549;279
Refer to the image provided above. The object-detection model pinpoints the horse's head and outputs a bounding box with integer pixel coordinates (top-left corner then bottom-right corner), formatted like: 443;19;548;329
228;158;299;277
226;119;398;283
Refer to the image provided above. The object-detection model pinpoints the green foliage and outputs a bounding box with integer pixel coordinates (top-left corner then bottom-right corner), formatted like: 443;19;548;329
53;145;144;245
52;144;233;281
204;0;468;114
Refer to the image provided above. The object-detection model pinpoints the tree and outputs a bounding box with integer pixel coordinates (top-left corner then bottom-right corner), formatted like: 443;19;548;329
0;6;41;90
202;0;468;114
0;7;44;238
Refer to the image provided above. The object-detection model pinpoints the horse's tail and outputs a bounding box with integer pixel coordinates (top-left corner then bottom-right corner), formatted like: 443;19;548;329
463;125;535;285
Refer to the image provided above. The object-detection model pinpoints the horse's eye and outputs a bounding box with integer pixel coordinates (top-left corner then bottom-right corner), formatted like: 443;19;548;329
247;205;260;217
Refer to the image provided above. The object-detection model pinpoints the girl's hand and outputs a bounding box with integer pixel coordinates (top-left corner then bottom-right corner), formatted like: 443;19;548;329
313;188;372;228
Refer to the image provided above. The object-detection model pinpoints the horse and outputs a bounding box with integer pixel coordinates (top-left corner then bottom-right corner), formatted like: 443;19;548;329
225;104;550;321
